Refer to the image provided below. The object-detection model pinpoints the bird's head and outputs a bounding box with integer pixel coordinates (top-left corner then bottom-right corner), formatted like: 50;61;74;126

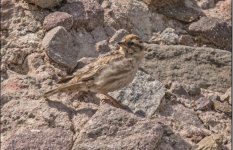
118;34;146;60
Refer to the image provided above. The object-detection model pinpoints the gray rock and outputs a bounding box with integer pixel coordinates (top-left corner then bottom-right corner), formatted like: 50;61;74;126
197;0;215;9
185;83;201;96
25;0;62;8
145;0;204;23
3;128;73;150
43;12;73;31
73;105;164;150
188;17;232;51
95;40;111;54
178;34;195;46
110;70;165;117
42;26;78;70
150;28;179;45
60;0;104;31
195;97;213;111
169;81;187;96
195;134;224;150
143;44;231;93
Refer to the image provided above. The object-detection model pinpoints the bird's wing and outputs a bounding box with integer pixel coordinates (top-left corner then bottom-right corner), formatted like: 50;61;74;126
65;51;125;83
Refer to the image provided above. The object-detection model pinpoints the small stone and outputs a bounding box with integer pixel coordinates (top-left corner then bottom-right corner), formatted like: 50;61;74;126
42;26;78;70
169;81;187;96
186;84;201;96
43;12;73;31
195;97;213;111
25;0;62;8
195;134;224;150
220;87;231;103
208;94;221;101
213;101;231;115
197;0;215;9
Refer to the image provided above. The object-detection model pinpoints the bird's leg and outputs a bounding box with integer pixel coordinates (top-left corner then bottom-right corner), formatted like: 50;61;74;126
102;93;124;108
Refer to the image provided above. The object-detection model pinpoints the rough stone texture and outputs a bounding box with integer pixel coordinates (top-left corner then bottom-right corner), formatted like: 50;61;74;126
95;40;111;54
104;0;153;40
3;128;73;150
195;134;224;150
220;87;231;104
188;17;232;51
60;0;104;31
42;26;78;70
1;0;232;149
43;12;73;31
213;100;231;115
149;28;179;45
25;0;62;8
144;0;204;23
196;0;216;9
73;105;164;150
143;44;231;93
195;97;213;111
110;71;165;117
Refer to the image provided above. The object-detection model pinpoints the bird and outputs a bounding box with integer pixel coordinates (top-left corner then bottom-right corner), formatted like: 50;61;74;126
43;34;147;108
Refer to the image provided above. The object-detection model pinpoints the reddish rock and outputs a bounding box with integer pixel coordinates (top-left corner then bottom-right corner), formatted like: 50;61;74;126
3;128;73;150
43;12;73;31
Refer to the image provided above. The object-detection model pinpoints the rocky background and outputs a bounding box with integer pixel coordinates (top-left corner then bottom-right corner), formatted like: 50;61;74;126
1;0;232;149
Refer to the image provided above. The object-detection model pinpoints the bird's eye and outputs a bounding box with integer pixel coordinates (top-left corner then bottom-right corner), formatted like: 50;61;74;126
127;41;134;46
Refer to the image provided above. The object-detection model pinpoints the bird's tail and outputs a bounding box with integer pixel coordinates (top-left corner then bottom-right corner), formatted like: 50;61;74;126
43;83;84;98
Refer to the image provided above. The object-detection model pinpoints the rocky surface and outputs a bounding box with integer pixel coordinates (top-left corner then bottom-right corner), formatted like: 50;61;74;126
1;0;231;149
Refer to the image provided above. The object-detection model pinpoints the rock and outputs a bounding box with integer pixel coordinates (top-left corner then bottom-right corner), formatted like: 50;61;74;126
208;94;220;102
197;0;215;9
60;0;104;31
185;83;201;96
95;40;111;54
1;0;15;30
188;17;232;51
169;81;187;96
145;0;204;23
178;34;195;46
3;128;73;150
43;12;73;31
171;104;204;127
25;0;62;8
73;105;164;149
91;26;108;42
105;0;152;40
195;134;224;150
220;87;231;103
110;70;165;117
42;26;78;70
195;97;213;111
143;0;184;8
143;44;231;93
213;101;231;115
72;30;98;59
150;28;179;45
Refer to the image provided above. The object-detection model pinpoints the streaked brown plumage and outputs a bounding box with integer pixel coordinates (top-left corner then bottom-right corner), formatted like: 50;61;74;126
44;34;146;108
